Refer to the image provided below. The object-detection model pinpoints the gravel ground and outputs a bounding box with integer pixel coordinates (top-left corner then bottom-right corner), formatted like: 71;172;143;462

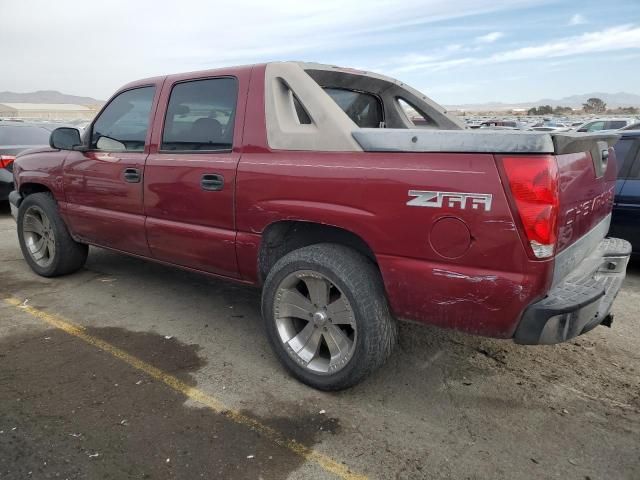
0;202;638;479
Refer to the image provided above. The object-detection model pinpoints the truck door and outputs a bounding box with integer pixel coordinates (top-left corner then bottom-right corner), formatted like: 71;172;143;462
144;73;247;278
63;85;159;256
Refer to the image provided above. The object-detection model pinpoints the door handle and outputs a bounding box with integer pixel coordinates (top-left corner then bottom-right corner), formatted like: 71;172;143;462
201;173;224;191
123;168;141;183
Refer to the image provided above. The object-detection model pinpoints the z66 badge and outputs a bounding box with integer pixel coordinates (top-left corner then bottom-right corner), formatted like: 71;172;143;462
407;190;493;212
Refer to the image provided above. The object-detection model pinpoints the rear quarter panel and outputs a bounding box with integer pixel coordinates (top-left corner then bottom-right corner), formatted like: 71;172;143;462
236;150;552;337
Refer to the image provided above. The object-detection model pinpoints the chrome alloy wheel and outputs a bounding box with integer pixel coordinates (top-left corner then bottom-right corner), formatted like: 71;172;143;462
274;270;357;374
22;205;56;268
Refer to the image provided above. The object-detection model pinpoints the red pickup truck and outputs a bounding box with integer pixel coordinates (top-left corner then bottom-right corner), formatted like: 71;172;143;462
9;62;631;390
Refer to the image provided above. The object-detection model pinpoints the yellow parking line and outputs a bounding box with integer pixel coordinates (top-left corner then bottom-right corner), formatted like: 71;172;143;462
4;297;367;480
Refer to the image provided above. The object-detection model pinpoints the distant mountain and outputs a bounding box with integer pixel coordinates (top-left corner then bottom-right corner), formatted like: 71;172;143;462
0;90;103;105
535;92;640;108
445;92;640;111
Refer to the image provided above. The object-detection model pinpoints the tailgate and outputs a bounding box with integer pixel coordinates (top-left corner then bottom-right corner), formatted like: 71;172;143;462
551;132;619;283
552;132;619;252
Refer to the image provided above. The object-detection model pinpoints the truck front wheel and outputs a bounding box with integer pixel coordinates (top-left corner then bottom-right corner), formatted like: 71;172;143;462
261;243;397;390
17;192;88;277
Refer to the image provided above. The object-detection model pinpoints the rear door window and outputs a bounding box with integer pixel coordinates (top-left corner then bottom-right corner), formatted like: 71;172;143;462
323;88;383;128
91;86;155;152
607;120;627;130
161;77;238;152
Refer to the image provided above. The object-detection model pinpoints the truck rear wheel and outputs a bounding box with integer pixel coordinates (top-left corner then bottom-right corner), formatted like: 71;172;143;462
261;243;397;390
17;192;88;277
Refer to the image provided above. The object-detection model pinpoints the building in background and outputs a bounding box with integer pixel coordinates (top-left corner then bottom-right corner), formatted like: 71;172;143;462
0;103;99;121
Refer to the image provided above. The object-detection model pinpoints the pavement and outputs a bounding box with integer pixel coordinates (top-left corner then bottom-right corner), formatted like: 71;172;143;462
0;201;639;480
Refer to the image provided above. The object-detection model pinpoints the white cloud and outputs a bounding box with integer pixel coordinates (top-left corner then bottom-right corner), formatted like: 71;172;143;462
569;13;587;26
393;57;473;74
388;24;640;74
487;24;640;61
0;0;542;97
476;32;504;43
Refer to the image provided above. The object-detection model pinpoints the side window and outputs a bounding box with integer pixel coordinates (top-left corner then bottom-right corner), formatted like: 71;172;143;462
323;88;383;128
607;120;627;130
586;121;605;132
397;98;436;128
91;87;155;151
628;141;640;180
161;77;238;151
614;139;634;177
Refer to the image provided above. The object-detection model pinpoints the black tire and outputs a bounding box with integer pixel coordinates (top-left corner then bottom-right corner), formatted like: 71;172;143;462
17;192;88;277
261;243;397;390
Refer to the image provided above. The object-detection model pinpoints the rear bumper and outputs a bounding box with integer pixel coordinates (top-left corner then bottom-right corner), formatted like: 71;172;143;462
514;237;631;344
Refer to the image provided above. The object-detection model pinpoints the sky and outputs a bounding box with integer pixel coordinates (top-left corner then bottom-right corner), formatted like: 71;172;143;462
1;0;639;105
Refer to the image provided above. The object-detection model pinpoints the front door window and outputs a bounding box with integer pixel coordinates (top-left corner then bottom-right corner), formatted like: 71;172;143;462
91;86;156;152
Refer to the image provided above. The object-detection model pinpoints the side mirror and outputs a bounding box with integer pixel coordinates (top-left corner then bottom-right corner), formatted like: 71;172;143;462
50;127;82;150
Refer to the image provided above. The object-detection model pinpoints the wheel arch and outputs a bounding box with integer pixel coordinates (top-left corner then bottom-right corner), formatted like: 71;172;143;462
19;182;53;197
257;220;378;284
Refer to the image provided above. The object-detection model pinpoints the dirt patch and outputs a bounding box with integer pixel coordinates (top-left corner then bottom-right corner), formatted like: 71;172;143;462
397;319;640;414
0;326;340;479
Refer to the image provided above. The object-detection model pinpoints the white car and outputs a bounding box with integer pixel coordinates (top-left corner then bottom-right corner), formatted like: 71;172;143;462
574;118;636;132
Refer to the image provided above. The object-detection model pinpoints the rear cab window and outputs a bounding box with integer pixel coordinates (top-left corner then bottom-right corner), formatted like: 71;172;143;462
161;77;238;152
397;98;437;128
323;88;383;128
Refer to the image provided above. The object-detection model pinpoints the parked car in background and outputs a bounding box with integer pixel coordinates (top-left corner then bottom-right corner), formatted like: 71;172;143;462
0;121;55;201
530;121;571;132
530;125;569;132
575;118;636;132
610;130;640;254
480;119;520;128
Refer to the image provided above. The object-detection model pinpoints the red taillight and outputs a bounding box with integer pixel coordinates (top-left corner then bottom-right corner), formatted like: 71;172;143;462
502;155;559;259
0;155;15;168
